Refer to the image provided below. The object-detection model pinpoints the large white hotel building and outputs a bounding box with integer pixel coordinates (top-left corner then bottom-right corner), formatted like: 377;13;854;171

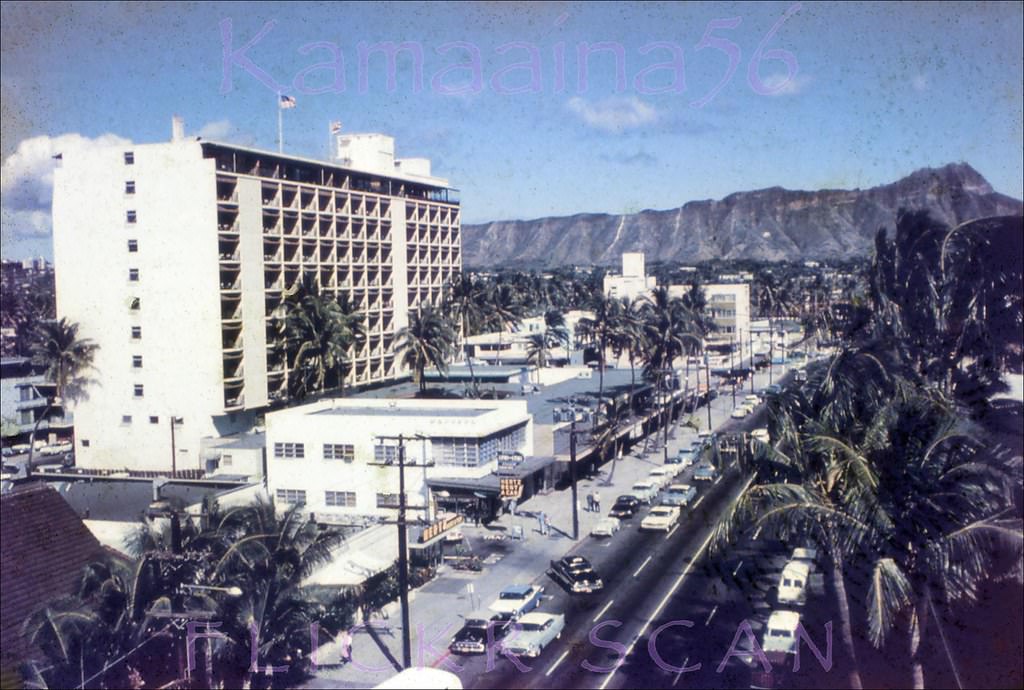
52;124;461;472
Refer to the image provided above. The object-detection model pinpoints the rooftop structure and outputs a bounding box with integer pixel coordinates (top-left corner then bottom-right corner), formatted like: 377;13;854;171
603;252;657;301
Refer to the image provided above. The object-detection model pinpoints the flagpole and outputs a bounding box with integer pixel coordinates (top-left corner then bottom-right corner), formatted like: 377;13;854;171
277;93;284;154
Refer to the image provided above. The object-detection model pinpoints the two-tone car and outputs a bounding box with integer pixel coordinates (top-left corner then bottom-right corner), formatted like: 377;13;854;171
488;584;545;619
640;504;681;532
609;495;641;519
449;612;513;654
662;483;696;507
693;462;719;482
647;467;677;490
502;611;566;658
548;555;604;593
630;480;659;505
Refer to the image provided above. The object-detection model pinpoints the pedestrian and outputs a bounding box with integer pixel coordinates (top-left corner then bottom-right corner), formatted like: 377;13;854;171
586;492;594;512
337;629;353;664
541;511;549;535
593;490;601;512
536;511;545;534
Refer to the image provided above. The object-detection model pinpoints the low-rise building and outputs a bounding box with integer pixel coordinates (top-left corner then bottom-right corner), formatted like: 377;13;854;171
265;398;533;523
603;252;657;301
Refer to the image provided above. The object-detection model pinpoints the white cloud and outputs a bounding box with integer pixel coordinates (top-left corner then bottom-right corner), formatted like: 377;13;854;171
0;132;131;241
196;119;233;140
759;73;812;97
566;96;660;133
912;73;929;92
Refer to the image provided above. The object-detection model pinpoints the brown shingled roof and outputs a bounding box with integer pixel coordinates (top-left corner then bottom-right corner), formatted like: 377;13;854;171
0;482;109;678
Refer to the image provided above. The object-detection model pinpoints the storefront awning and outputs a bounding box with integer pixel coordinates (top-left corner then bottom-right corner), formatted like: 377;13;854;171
302;523;397;587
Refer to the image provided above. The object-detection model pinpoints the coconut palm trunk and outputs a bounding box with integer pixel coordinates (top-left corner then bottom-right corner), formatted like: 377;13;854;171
829;548;864;690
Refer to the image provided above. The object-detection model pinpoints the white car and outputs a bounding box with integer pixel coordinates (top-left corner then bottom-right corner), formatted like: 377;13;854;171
777;560;810;606
641;505;681;532
731;406;749;419
751;428;770;443
590;517;621;538
629;481;659;505
743;394;762;406
488;584;545;619
647;467;676;489
762;610;802;656
502;612;565;658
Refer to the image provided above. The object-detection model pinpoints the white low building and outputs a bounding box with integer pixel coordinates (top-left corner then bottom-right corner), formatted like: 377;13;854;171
265;398;533;522
603;252;657;301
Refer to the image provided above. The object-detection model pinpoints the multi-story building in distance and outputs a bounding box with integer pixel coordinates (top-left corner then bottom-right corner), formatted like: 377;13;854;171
52;123;460;472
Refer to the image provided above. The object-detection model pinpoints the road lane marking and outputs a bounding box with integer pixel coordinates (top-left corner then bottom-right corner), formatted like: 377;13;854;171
671;657;691;686
752;525;763;541
598;473;756;690
666;525;679;539
693;496;705;509
545;648;570;676
705;604;719;626
732;560;744;577
633;555;653;577
714;475;722;485
592;599;615;623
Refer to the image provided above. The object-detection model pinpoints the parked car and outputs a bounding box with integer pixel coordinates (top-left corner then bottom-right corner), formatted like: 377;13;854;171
548;555;604;593
794;369;808;383
693;463;718;482
502;611;565;658
647;467;676;489
1;447;14;457
488;584;545;619
731;406;749;419
751;428;770;444
609;496;641;519
743;394;762;406
449;612;513;654
790;547;818;571
662;483;697;507
590;516;621;538
674;448;697;468
641;505;681;532
762;384;783;397
630;480;659;505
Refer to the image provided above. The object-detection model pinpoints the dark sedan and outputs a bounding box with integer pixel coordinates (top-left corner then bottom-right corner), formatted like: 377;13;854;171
449;612;513;654
548;555;604;594
609;495;642;519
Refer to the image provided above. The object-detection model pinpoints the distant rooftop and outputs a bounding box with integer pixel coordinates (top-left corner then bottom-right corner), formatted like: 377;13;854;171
313;406;491;418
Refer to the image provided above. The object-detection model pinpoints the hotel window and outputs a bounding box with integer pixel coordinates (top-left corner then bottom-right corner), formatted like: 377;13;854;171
127;210;137;223
128;239;138;252
373;444;400;464
149;416;159;424
129;268;139;282
433;437;478;468
121;415;132;424
133;384;144;398
124;151;134;165
324;443;355;461
131;326;142;339
325;490;357;507
273;442;305;459
132;355;143;368
129;297;140;310
276;488;306;505
125;180;136;194
81;439;90;447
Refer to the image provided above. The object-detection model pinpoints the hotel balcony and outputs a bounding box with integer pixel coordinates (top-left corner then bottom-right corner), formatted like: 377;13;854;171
221;294;242;321
222;327;242;351
281;186;298;209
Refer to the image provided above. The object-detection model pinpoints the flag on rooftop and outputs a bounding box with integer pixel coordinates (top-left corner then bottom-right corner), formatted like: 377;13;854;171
279;95;296;109
330;120;343;134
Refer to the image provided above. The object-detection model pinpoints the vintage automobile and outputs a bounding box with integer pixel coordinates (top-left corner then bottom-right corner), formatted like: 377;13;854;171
647;467;677;490
488;584;545;619
502;611;566;658
609;495;642;519
548;555;604;593
693;462;719;482
590;516;621;537
449;612;513;654
751;428;770;444
671;448;698;468
641;505;681;532
630;480;659;505
662;483;697;507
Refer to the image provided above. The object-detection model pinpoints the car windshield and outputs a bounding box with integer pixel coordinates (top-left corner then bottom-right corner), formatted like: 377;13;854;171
652;508;672;515
500;590;528;600
521;622;544;632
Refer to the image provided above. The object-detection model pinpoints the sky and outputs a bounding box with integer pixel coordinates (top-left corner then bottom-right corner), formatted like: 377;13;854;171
2;1;1022;260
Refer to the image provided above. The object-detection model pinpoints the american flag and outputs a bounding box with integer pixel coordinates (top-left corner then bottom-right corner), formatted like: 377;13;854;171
279;94;296;109
330;120;342;134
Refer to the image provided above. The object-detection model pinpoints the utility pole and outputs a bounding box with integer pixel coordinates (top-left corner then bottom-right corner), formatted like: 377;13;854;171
730;337;737;410
170;416;177;476
569;420;580;540
705;356;713;430
396;436;412;669
768;319;774;386
749;329;755;393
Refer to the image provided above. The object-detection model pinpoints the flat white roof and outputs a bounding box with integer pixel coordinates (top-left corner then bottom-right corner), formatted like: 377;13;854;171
767;610;801;629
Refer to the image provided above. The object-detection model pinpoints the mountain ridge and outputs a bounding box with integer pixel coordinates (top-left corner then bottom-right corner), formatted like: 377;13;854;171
461;163;1022;267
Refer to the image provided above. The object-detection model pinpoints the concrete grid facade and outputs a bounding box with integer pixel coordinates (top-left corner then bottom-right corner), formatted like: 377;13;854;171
52;134;460;473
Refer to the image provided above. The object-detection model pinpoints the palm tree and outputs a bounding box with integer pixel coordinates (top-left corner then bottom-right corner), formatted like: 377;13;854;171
281;276;362;400
396;305;457;392
25;318;98;476
610;297;646;414
484;282;525;365
575;295;621;425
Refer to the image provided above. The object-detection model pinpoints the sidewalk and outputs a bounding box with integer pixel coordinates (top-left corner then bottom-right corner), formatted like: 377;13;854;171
309;363;796;688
